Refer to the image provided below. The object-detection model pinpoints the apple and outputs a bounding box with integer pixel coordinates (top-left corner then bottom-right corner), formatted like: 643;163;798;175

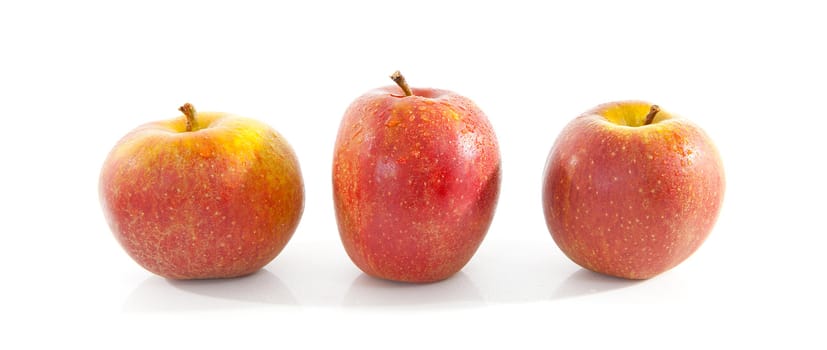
99;103;304;279
332;71;501;283
542;101;725;279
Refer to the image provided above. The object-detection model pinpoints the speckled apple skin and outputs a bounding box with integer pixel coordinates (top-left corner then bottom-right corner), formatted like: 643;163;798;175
100;112;304;279
543;101;725;280
333;86;501;283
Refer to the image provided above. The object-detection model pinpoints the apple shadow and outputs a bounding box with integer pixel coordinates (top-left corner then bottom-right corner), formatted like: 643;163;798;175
549;268;643;301
123;269;297;312
342;272;485;309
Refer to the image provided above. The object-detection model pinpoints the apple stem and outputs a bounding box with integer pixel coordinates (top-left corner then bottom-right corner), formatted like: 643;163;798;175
644;105;661;126
179;103;197;132
390;70;413;97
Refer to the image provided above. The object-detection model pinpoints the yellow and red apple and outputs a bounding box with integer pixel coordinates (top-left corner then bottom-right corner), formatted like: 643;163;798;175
99;103;304;279
333;72;501;283
543;101;725;279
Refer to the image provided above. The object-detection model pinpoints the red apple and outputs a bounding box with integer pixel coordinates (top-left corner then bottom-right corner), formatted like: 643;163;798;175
542;101;725;279
333;71;501;283
99;103;304;279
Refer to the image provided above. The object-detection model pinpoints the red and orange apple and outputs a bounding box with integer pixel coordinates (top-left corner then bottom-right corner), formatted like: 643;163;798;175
333;71;501;283
542;101;724;279
99;103;304;279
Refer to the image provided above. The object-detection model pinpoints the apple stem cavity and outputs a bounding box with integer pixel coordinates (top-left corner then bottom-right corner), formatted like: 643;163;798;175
644;105;661;126
179;103;197;132
390;70;413;97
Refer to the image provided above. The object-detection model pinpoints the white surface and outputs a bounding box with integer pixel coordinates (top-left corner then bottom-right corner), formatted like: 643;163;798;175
1;0;824;348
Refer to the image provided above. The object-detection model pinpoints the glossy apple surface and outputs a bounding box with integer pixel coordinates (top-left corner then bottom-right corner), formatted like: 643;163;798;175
100;104;304;279
543;101;724;279
333;72;501;283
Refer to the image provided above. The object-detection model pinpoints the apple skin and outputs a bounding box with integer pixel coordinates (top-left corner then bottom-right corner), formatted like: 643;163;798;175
333;84;501;283
99;107;304;279
542;101;724;279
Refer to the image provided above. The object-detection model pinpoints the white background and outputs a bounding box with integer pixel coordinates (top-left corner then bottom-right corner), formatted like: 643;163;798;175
1;0;825;348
